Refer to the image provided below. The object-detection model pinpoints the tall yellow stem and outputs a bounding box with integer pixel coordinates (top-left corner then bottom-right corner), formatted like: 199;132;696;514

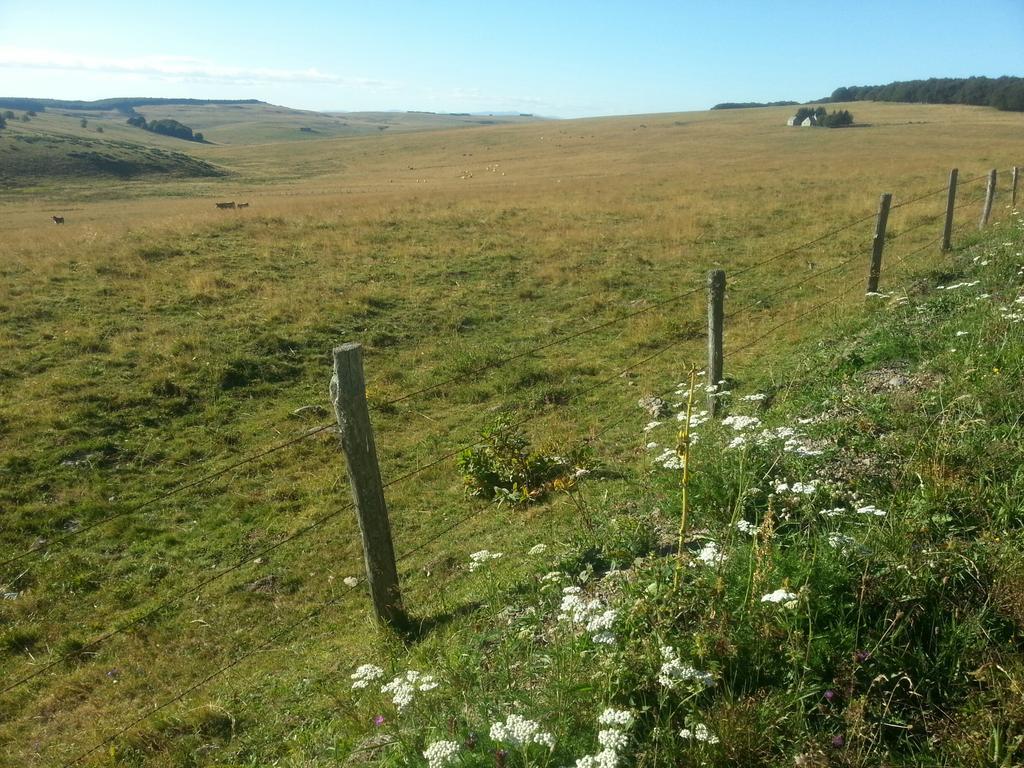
674;366;698;590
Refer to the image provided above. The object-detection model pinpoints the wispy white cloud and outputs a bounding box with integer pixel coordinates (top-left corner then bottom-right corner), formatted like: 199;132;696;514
0;46;393;90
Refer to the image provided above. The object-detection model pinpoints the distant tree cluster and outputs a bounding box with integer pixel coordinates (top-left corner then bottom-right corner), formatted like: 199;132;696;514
126;115;204;142
712;101;799;110
791;107;854;128
827;77;1024;112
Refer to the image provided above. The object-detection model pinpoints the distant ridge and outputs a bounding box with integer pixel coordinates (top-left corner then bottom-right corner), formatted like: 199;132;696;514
711;101;799;110
0;97;264;114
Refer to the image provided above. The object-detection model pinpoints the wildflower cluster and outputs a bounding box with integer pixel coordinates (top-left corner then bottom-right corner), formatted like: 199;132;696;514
380;670;439;711
489;713;555;750
735;519;759;536
574;708;635;768
468;549;504;571
350;663;384;689
657;646;715;689
423;739;460;768
721;416;823;456
693;540;724;567
761;588;799;609
558;586;617;644
641;378;716;469
679;721;720;744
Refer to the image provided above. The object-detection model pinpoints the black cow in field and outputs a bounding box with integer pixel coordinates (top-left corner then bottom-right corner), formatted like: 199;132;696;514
215;202;236;209
237;202;249;208
52;216;64;224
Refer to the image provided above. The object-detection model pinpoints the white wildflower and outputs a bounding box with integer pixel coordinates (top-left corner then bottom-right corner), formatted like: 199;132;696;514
559;587;617;644
855;504;886;517
380;670;438;710
542;571;564;583
489;713;555;750
528;543;548;555
680;723;720;744
646;441;659;450
694;540;725;566
725;435;747;450
828;532;856;550
468;550;503;571
342;576;359;587
643;420;662;432
598;708;635;728
350;663;384;689
423;740;460;768
741;393;767;402
677;409;709;428
736;519;758;536
598;729;629;751
722;415;760;431
784;438;823;457
790;481;818;494
761;589;798;605
654;449;683;470
576;750;619;768
658;646;715;689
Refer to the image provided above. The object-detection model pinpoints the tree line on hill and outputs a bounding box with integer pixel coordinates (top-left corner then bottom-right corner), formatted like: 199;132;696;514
126;115;204;142
713;77;1024;114
825;76;1024;112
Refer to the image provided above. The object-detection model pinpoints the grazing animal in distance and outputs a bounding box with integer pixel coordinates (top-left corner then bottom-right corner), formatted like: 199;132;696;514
237;202;249;208
52;216;64;224
215;202;236;209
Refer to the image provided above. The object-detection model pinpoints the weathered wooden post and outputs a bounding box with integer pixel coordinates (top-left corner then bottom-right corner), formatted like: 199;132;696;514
331;342;407;629
941;169;958;252
1012;166;1020;209
980;169;997;229
866;193;892;294
707;270;725;415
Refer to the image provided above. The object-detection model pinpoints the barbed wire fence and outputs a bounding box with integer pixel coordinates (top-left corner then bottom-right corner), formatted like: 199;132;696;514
0;164;1017;765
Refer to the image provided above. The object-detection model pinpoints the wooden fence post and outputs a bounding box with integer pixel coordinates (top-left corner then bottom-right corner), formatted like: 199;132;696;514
866;193;892;294
980;169;997;229
331;342;407;629
1013;166;1020;209
707;270;725;415
941;169;958;253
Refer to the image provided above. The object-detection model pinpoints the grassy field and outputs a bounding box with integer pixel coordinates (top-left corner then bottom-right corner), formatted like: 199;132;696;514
0;101;1022;766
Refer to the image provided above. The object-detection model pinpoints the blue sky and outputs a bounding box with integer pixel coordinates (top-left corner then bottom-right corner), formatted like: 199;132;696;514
1;1;1022;117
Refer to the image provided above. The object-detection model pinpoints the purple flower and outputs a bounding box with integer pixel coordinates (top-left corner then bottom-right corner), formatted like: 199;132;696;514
373;715;385;727
495;748;508;768
832;734;845;748
854;650;871;664
824;689;836;703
